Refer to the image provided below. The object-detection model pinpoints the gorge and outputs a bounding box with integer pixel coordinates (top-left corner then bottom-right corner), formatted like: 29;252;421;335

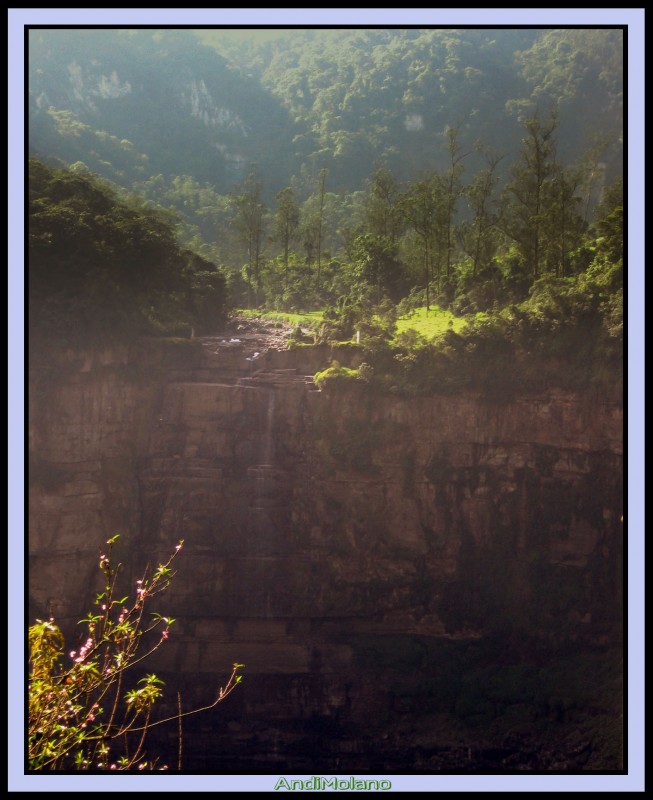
28;321;623;772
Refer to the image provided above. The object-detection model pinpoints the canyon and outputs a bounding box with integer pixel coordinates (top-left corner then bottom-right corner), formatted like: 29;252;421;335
28;321;623;772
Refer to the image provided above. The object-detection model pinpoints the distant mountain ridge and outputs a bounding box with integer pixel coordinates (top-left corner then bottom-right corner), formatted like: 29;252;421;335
28;27;623;198
28;29;298;192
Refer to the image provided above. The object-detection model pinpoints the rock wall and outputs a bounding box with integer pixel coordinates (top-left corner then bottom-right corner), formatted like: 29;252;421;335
28;337;624;771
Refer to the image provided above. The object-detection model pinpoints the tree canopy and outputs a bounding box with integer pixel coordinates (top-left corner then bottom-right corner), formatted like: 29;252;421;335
29;159;227;346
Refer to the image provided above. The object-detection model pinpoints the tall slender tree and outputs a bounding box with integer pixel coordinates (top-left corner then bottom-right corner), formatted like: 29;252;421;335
502;109;559;278
315;167;328;290
231;170;267;306
462;146;504;276
363;164;404;244
273;187;300;290
443;126;469;278
400;173;445;311
543;163;586;277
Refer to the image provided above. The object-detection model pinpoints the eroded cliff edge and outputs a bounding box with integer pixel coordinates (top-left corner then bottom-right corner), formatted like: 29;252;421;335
28;333;623;771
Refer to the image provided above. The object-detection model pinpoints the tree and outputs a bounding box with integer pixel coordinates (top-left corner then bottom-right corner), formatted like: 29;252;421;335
29;160;225;345
443;126;469;278
400;173;446;310
542;162;586;277
184;253;229;332
350;233;407;304
592;177;623;268
577;134;611;224
315;167;328;290
502;109;559;278
461;146;504;276
362;164;404;245
299;175;342;293
231;170;267;306
272;187;300;290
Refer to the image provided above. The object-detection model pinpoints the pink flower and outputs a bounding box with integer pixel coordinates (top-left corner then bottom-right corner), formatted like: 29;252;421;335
161;629;169;640
69;651;76;658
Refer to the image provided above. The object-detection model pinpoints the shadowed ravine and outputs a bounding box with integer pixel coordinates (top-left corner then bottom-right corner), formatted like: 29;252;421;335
28;319;623;772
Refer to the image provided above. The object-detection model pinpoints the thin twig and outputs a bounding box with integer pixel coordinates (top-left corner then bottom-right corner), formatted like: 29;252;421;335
177;691;183;771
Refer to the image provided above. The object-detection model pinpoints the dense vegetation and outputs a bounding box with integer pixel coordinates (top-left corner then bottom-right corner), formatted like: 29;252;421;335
28;159;227;346
29;28;622;195
28;27;622;394
198;28;622;188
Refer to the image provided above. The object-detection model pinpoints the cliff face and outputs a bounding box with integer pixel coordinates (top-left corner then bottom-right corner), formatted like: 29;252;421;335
28;336;623;772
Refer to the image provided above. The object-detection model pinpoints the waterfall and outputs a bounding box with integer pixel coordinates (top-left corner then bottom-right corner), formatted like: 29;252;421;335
262;389;276;466
246;387;279;545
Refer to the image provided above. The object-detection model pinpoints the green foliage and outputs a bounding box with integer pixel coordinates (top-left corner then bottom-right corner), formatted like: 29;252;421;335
356;262;622;398
28;537;243;771
220;29;620;188
28;160;228;346
395;305;464;338
230;169;267;306
313;360;360;390
318;296;362;342
186;266;229;333
591;177;623;268
349;233;409;303
513;29;623;172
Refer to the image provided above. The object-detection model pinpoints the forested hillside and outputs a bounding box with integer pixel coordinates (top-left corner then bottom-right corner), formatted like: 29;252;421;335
30;28;623;196
28;26;623;392
198;28;622;189
28;159;227;345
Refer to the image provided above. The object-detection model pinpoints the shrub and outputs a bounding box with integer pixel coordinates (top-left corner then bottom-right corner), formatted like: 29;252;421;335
313;360;360;390
28;536;243;771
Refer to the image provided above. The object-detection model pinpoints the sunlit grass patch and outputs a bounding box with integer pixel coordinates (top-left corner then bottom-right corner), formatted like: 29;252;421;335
396;306;466;338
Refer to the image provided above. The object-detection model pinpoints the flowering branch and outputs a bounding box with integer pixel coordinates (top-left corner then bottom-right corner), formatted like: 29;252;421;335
28;536;243;771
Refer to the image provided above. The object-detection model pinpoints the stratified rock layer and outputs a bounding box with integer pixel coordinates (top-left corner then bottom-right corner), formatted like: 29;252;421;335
28;334;623;771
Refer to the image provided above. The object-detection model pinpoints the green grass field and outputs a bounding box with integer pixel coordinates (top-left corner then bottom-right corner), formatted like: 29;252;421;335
396;306;466;338
235;306;467;341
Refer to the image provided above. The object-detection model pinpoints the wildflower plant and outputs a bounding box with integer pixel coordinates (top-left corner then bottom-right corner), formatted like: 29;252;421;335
28;536;243;771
